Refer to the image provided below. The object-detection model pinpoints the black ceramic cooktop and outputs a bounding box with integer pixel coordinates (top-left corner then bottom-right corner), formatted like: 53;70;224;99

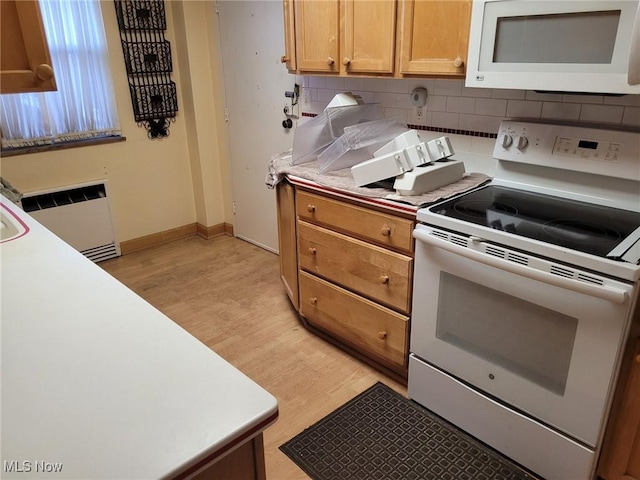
429;185;640;258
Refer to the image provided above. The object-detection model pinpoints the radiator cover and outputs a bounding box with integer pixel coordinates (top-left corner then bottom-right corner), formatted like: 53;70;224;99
21;181;120;262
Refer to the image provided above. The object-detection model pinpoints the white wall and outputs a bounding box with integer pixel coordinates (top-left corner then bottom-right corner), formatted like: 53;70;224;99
0;1;230;244
2;0;638;247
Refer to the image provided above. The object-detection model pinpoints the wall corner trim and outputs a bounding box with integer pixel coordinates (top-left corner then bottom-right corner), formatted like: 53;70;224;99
196;222;234;240
120;222;235;254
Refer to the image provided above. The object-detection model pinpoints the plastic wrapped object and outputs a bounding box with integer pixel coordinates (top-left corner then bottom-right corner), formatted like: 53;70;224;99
393;160;465;196
351;133;456;187
291;103;384;165
317;117;409;173
326;92;364;107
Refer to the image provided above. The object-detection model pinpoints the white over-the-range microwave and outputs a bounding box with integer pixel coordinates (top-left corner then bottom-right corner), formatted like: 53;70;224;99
465;0;640;95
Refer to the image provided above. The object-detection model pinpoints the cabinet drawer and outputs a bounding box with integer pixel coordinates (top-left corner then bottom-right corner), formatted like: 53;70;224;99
296;191;414;254
298;221;412;314
299;271;409;369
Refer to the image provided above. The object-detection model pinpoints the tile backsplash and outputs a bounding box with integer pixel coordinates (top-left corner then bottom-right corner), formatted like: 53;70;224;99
298;76;640;136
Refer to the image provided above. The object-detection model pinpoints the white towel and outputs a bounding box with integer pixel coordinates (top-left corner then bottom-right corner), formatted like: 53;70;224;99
265;151;491;207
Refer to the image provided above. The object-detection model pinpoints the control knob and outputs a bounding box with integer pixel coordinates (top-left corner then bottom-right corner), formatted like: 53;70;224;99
516;136;529;150
500;134;513;148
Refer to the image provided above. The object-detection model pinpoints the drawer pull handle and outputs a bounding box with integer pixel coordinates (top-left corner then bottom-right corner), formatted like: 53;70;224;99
308;247;317;255
310;297;318;305
379;275;390;284
453;56;464;68
306;204;316;213
378;331;387;340
327;56;335;66
381;225;391;237
636;354;640;364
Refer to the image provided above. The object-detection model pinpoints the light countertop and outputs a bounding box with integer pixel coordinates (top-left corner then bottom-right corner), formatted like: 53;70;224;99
0;197;278;479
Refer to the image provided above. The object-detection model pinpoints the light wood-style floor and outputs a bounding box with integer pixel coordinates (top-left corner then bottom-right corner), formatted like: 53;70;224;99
101;234;407;480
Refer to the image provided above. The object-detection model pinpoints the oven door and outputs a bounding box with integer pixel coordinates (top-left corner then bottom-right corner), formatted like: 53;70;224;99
410;225;636;447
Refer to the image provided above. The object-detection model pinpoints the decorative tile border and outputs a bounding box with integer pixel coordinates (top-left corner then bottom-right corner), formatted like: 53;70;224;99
299;111;498;139
408;124;498;138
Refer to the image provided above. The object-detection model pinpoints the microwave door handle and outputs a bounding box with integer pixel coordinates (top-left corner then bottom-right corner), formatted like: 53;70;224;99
413;229;629;304
629;2;640;85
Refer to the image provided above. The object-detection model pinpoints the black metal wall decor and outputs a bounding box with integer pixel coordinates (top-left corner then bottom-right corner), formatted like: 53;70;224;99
114;0;178;139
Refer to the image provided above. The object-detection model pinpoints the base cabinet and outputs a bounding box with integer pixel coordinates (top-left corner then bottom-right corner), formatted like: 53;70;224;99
598;338;640;480
298;221;412;313
300;272;409;369
276;180;415;379
189;434;266;480
276;180;299;309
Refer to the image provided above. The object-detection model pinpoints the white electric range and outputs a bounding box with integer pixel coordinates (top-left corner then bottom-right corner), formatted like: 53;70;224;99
408;120;640;480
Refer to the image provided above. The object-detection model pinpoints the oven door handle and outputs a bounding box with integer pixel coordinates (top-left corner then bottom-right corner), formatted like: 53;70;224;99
414;230;630;304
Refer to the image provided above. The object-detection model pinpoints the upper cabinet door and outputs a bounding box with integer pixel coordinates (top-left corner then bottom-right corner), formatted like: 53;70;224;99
282;0;297;70
398;0;471;76
1;0;56;94
341;0;396;75
294;0;340;73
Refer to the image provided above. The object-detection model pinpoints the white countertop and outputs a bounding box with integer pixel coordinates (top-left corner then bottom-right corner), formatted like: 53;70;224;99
0;197;278;479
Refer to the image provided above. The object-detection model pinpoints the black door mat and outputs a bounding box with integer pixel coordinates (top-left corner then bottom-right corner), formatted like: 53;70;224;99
280;382;542;480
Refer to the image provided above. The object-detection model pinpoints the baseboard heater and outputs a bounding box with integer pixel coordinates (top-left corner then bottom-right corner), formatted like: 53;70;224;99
21;181;121;262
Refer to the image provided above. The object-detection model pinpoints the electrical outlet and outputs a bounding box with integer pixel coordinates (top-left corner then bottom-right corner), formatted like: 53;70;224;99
283;102;299;119
302;87;311;108
409;106;428;126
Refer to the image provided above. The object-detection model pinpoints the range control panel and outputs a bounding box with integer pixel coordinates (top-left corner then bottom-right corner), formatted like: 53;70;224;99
552;136;622;161
493;121;639;181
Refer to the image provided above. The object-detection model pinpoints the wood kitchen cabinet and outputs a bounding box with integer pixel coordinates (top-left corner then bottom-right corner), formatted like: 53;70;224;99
598;337;640;480
291;0;339;73
287;0;396;75
281;0;297;71
1;0;56;94
397;0;472;76
341;0;396;75
276;180;299;310
276;179;415;380
190;434;266;480
281;0;471;78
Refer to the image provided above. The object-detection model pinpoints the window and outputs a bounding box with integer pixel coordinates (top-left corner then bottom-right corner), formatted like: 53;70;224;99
1;0;121;150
